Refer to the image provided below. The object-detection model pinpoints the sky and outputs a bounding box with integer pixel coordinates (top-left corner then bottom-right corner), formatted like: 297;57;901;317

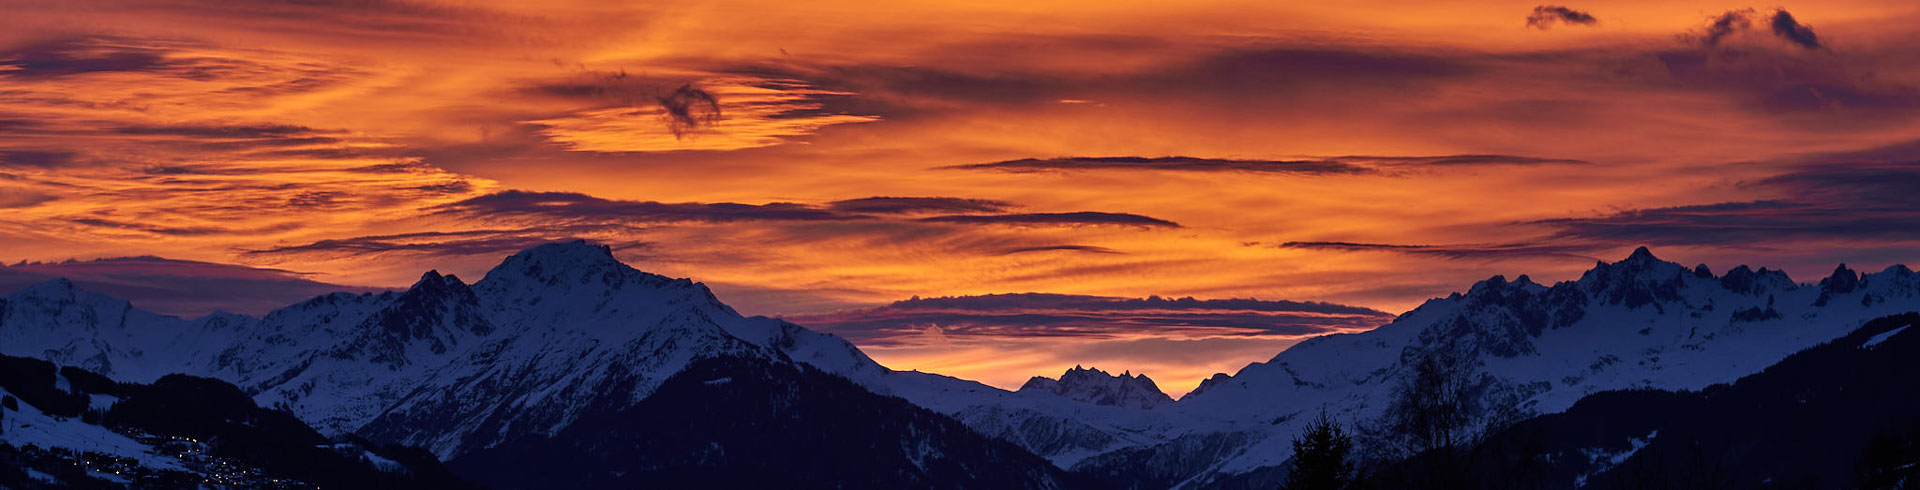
3;0;1920;397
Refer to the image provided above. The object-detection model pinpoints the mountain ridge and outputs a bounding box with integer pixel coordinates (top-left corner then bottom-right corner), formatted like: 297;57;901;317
1021;365;1174;409
7;242;1920;489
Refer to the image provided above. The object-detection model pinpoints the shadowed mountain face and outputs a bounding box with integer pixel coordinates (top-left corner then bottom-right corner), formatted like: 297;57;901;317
449;355;1086;490
1370;312;1920;490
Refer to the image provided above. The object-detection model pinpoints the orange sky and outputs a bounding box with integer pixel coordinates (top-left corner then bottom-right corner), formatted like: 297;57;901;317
4;0;1920;396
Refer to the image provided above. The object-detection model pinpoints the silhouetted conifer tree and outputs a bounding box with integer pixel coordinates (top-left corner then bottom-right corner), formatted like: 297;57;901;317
1284;412;1355;490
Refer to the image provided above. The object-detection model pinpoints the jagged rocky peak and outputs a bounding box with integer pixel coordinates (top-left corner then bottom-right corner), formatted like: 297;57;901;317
406;270;477;300
1821;264;1860;294
1019;365;1173;409
348;269;494;364
1720;264;1797;295
1576;246;1692;307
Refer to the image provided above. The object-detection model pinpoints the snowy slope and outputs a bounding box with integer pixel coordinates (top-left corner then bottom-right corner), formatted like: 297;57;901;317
0;386;186;472
1143;248;1920;487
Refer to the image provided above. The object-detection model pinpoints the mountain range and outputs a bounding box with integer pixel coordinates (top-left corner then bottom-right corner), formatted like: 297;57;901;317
4;241;1919;488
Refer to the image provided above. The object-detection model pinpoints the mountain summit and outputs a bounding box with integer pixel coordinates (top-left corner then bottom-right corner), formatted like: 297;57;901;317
1020;365;1174;409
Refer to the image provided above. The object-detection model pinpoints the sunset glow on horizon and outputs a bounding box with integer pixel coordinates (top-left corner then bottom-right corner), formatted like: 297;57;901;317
5;0;1920;397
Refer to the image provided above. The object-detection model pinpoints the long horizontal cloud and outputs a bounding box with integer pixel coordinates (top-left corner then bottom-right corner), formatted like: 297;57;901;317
1538;161;1920;245
1276;241;1600;260
826;196;1013;214
435;190;1180;228
947;156;1367;174
434;190;851;223
919;212;1179;228
0;256;379;317
242;229;654;259
947;154;1586;174
783;292;1393;346
111;123;320;138
993;245;1121;255
0;38;170;79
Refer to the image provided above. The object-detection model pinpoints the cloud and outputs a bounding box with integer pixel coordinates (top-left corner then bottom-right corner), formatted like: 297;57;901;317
1768;9;1823;50
994;245;1122;255
655;83;722;139
0;256;380;317
0;150;77;168
826;196;1014;214
1536;161;1920;246
1526;6;1598;30
783;292;1392;346
1696;9;1756;48
1333;154;1589;166
0;38;171;79
434;190;855;224
242;229;653;259
1688;9;1822;50
112;123;319;138
526;75;879;152
1644;44;1919;116
67;217;303;237
920;212;1181;228
1276;241;1600;260
770;42;1485;122
0;187;58;208
436;190;1181;229
947;156;1368;175
947;154;1585;174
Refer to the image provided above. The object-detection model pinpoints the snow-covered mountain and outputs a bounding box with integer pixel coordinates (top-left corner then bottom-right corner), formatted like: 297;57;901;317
1118;247;1920;488
7;242;1918;489
1021;366;1174;409
1;242;894;456
0;241;1165;481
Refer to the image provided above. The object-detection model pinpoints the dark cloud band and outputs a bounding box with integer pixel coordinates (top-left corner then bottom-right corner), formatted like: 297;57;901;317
435;190;1180;228
784;292;1392;345
947;154;1586;174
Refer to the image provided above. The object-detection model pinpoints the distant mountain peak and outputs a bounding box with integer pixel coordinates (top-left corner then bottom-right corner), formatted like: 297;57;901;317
477;239;665;292
486;240;622;278
14;277;78;298
1019;365;1173;409
1823;263;1860;293
1624;245;1659;264
412;269;461;287
7;277;129;312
